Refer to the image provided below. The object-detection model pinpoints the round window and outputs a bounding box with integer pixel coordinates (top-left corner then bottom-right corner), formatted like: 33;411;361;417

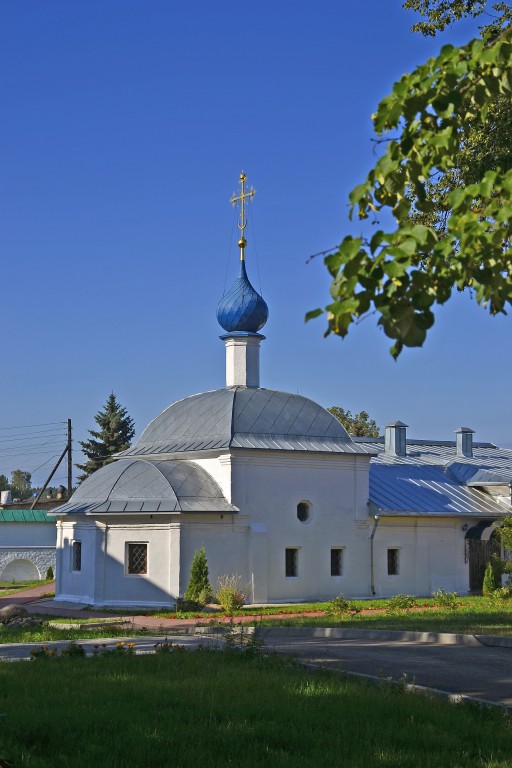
297;502;310;522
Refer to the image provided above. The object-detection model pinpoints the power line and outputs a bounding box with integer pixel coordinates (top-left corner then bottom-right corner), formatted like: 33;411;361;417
0;421;66;431
0;428;66;443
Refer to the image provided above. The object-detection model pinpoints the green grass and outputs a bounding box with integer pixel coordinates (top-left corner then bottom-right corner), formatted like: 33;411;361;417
1;595;510;641
0;651;511;767
0;623;167;645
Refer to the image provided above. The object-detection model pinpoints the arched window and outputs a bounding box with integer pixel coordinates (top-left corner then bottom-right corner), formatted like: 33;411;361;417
297;501;310;523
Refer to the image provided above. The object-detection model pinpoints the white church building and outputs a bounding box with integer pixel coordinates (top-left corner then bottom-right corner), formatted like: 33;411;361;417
54;174;511;607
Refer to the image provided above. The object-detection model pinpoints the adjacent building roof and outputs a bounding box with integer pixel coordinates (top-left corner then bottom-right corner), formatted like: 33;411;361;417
119;387;375;457
355;437;512;518
0;509;56;523
54;459;238;516
369;463;507;518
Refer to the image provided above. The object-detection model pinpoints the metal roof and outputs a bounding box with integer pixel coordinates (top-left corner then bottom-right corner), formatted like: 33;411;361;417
351;436;512;518
55;459;238;516
369;463;508;517
119;387;375;457
0;509;56;523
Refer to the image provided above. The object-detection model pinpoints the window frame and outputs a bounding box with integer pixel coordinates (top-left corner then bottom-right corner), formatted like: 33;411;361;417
285;547;299;578
330;547;344;577
71;540;82;572
296;501;311;523
387;548;400;576
126;542;148;576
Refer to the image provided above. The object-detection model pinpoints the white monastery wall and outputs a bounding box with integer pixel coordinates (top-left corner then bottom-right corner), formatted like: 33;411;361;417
0;522;56;581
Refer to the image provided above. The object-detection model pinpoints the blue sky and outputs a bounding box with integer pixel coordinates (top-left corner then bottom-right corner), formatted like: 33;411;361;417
1;1;508;486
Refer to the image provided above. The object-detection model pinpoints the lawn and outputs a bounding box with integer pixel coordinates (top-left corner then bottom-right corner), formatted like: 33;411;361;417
1;595;511;643
256;603;512;635
0;650;511;767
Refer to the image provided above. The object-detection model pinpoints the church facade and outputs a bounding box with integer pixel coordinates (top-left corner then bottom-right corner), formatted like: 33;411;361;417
54;174;511;607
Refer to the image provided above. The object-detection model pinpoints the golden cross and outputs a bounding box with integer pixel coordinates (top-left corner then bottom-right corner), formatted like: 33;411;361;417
230;171;256;260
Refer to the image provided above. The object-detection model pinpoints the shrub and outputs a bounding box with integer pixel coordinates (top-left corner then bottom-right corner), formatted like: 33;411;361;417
45;565;54;580
185;548;212;606
385;594;417;614
488;585;512;602
216;574;247;614
30;645;57;660
325;595;360;617
154;638;185;654
175;597;202;612
223;618;265;656
102;642;135;656
431;588;459;610
60;641;85;658
482;562;498;594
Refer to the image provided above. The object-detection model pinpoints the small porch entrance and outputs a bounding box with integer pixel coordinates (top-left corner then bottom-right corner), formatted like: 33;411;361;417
465;522;500;592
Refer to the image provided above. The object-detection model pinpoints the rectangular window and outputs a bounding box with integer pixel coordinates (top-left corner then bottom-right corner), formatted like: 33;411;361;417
387;548;399;576
285;548;298;577
127;543;148;575
331;548;343;576
72;541;82;572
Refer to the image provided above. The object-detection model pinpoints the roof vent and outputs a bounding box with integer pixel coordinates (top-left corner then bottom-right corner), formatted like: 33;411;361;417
455;427;474;458
384;421;408;457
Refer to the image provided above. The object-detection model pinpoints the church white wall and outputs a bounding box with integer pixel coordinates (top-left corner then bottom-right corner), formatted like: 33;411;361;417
56;520;100;604
180;516;249;595
372;517;470;597
192;456;232;501
230;452;373;601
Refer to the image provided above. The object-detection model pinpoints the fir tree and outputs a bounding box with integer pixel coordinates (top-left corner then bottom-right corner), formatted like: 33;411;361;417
76;393;135;483
482;561;498;594
184;547;212;605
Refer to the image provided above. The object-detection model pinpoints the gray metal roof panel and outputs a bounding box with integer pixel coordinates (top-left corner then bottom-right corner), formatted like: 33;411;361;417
118;387;369;457
370;463;508;517
57;459;237;516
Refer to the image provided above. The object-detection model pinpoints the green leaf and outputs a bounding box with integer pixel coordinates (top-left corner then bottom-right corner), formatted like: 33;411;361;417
305;308;323;323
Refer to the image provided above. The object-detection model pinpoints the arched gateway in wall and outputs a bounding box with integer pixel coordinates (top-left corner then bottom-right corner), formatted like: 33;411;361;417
1;558;40;581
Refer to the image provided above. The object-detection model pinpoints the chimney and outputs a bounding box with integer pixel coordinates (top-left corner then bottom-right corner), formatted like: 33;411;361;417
384;421;408;457
455;427;474;458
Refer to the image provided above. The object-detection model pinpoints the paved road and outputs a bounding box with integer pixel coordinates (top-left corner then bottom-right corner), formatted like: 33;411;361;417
264;629;512;707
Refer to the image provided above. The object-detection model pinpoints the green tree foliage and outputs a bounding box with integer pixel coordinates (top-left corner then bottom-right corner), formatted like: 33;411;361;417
76;393;135;483
308;2;512;357
482;561;498;593
327;407;379;437
10;469;32;500
184;547;212;605
0;474;9;493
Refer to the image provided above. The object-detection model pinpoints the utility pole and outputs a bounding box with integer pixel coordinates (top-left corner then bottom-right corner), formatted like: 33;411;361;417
30;418;73;510
67;418;72;497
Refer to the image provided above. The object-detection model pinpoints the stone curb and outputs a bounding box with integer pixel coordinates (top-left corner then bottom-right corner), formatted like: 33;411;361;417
262;626;483;644
232;625;512;648
301;662;512;712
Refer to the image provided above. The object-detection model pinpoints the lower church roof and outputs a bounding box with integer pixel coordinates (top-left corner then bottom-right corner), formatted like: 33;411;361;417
55;459;238;516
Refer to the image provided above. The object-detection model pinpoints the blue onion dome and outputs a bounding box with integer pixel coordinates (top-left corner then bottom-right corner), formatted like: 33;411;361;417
217;260;269;333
